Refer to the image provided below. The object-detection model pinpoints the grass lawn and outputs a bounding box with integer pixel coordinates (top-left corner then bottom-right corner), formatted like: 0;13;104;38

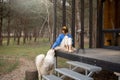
0;38;68;75
0;58;19;75
0;38;50;58
0;38;51;74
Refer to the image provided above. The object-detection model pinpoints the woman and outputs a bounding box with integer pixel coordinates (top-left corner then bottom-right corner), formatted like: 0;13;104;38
51;26;73;52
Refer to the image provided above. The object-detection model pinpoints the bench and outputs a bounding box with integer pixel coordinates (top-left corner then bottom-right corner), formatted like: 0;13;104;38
66;61;102;76
42;75;62;80
55;68;93;80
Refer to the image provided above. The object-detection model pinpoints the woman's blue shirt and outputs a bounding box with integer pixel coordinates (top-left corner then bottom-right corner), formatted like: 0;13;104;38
51;33;72;49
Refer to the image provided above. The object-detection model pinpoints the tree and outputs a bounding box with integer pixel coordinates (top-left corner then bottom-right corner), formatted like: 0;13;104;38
0;0;4;45
7;0;11;45
7;0;53;45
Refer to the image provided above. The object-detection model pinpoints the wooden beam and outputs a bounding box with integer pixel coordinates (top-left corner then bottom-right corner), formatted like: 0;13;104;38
89;0;93;48
62;0;66;26
96;0;103;48
103;29;120;33
80;0;84;49
71;0;75;47
53;0;57;43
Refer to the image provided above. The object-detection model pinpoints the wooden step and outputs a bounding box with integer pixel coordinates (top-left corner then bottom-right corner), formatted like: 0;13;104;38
55;68;93;80
67;61;102;76
67;61;102;72
42;75;62;80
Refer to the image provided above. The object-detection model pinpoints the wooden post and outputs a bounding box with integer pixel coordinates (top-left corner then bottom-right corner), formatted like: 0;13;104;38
71;0;75;47
53;0;57;44
62;0;66;26
89;0;93;48
80;0;85;51
96;0;103;48
25;69;38;80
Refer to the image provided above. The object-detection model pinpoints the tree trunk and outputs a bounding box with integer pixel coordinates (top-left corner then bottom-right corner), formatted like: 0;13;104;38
7;14;11;46
14;31;17;42
75;0;81;47
47;7;52;45
48;13;53;45
0;0;3;46
0;16;3;46
7;21;10;45
34;28;37;42
17;31;21;45
39;17;48;37
7;0;11;46
23;27;27;44
29;32;32;41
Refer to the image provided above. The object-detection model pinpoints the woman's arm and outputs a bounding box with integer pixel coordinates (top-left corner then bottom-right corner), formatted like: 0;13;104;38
51;34;64;49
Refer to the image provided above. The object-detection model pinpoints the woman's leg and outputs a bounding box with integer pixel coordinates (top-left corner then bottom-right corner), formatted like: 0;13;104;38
58;36;69;51
60;36;68;49
68;38;73;52
64;36;69;50
60;36;73;52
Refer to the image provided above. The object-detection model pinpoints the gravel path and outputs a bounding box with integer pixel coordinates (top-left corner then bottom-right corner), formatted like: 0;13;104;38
0;58;36;80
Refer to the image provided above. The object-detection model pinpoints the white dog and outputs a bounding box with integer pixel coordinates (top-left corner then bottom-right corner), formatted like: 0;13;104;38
35;49;55;80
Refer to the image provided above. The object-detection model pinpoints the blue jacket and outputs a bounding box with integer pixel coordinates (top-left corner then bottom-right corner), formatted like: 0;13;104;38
51;33;72;49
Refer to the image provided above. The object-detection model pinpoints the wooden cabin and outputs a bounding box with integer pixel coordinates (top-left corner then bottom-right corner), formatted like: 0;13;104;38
53;0;120;74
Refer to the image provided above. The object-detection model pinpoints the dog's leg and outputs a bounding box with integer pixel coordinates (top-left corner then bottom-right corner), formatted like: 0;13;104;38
36;65;41;80
38;71;42;80
48;64;54;75
35;54;45;80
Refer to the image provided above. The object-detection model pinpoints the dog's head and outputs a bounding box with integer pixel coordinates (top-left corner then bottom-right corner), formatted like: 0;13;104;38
46;49;55;57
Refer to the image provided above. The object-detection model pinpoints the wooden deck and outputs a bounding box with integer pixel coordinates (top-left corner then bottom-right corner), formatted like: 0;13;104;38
55;48;120;73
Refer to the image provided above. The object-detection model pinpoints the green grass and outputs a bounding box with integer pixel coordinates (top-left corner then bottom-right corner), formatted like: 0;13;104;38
57;57;69;68
0;58;19;74
0;38;50;57
0;38;80;75
0;38;51;74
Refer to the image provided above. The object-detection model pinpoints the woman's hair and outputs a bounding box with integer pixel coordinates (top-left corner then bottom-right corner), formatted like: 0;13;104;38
62;26;68;33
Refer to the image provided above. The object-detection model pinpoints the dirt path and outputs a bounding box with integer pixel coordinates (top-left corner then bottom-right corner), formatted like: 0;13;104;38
0;58;36;80
0;57;117;80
